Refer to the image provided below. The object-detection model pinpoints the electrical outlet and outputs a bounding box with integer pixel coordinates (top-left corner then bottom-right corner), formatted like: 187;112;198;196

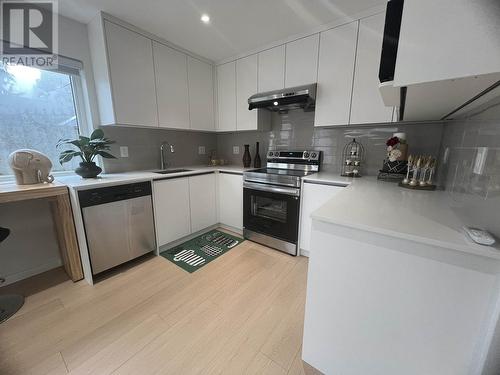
233;146;240;155
119;146;129;158
198;146;206;155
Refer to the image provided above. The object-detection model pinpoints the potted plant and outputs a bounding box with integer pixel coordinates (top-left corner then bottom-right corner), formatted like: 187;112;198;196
57;129;116;178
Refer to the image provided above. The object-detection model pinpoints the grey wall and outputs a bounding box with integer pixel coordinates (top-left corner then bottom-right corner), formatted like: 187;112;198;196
101;126;217;173
216;110;444;175
437;95;500;238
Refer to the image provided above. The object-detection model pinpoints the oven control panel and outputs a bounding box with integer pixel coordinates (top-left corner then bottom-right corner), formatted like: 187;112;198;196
267;150;321;162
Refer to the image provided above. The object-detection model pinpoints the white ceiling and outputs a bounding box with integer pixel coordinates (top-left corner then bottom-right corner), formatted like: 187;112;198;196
59;0;387;62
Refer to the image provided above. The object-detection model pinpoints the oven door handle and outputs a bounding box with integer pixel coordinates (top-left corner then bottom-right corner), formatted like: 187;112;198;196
243;181;300;197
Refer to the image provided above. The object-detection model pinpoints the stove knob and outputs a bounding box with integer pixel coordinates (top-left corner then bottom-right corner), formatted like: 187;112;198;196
303;152;310;159
311;152;317;159
268;151;274;157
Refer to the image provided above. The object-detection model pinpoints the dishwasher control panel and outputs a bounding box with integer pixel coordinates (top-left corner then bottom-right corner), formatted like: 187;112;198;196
78;181;152;208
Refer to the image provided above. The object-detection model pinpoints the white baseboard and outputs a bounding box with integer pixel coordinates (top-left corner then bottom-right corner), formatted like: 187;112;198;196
0;256;62;286
218;224;243;236
300;249;310;257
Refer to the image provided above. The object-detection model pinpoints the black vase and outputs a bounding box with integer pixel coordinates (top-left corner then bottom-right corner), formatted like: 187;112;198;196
254;142;261;168
75;162;102;179
242;145;251;168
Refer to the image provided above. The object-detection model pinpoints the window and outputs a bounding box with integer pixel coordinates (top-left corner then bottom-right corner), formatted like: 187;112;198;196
0;58;89;178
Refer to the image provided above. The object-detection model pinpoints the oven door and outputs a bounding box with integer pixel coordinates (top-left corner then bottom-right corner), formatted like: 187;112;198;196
243;181;300;250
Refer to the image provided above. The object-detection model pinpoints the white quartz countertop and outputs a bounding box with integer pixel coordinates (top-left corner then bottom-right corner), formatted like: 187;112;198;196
302;172;354;186
57;166;500;260
310;176;500;260
57;165;252;190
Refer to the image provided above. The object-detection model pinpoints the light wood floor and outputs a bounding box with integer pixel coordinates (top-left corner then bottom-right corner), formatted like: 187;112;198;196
0;237;319;375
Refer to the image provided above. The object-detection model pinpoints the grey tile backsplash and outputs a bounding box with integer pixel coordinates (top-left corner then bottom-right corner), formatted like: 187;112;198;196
437;95;500;237
101;126;217;173
216;110;444;175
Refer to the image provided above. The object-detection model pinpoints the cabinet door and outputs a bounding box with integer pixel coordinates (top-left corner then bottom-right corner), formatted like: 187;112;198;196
189;174;217;233
154;178;191;246
350;13;393;125
258;45;285;92
285;34;320;87
153;41;190;129
105;21;158;127
188;57;215;131
236;54;258;131
218;173;243;230
216;62;237;131
300;182;344;254
314;22;358;127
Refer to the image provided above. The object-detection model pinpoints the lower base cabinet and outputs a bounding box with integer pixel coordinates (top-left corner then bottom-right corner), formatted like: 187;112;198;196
154;177;191;246
189;173;217;233
300;182;345;254
217;173;243;230
154;172;242;248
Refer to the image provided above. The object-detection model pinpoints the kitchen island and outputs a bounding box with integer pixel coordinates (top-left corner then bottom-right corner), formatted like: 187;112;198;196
302;178;500;375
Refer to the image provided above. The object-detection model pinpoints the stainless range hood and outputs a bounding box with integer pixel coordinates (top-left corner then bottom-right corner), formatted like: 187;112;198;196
248;83;316;112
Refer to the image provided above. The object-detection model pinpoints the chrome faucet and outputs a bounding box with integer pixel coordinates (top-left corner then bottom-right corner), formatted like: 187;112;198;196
160;141;175;170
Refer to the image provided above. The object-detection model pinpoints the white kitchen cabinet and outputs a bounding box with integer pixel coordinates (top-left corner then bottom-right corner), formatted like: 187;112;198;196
285;34;320;88
217;173;243;230
258;45;285;92
314;21;358;127
350;13;393;125
153;41;190;130
188;57;215;131
299;182;344;255
216;62;237;131
236;54;258;131
189;173;217;233
104;21;158;127
395;0;500;87
154;178;191;246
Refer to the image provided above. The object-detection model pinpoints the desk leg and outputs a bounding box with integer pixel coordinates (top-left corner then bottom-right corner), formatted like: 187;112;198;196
50;193;84;281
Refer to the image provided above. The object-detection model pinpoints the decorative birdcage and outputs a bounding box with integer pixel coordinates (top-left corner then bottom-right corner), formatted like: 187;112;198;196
341;138;364;177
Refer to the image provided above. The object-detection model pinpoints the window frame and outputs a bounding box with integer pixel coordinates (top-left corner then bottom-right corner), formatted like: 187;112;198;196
0;57;93;183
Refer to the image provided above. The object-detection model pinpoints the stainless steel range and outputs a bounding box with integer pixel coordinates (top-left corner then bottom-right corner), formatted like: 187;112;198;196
243;150;322;256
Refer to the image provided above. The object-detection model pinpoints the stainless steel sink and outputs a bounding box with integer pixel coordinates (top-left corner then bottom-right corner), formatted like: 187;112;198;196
154;169;192;174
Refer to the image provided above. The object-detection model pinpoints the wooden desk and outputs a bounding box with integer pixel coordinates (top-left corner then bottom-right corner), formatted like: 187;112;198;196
0;182;84;281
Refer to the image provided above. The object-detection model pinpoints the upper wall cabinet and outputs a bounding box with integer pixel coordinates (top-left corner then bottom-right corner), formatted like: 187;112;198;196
285;34;320;88
188;57;215;131
153;41;190;130
314;21;358;127
382;0;500;121
350;13;393;125
104;21;158;127
236;54;258;131
258;45;285;92
395;0;500;87
89;14;216;130
216;57;271;132
216;62;237;131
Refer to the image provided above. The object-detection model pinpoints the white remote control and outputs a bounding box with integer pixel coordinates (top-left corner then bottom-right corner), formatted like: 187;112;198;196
463;227;496;246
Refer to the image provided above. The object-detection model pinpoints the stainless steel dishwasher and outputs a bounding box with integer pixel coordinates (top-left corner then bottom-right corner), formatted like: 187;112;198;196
78;181;156;275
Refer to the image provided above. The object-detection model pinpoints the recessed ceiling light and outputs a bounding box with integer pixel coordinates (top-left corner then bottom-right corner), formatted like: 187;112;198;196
201;14;210;24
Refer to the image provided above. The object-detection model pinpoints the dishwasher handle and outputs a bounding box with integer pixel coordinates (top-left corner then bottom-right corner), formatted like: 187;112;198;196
79;181;152;208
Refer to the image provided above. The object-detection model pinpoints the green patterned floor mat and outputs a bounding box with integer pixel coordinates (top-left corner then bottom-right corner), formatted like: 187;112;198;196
160;229;244;273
